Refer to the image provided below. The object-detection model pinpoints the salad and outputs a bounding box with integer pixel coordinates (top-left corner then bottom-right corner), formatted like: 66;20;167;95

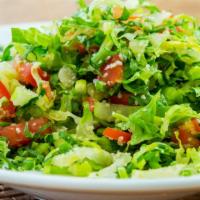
0;0;200;179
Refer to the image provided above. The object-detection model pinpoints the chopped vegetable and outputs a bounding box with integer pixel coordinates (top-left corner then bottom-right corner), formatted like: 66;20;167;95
0;118;50;147
0;0;200;178
103;128;131;144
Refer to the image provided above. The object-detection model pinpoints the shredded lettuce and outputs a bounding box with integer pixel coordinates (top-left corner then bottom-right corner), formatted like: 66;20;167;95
0;137;9;168
11;86;38;106
90;152;131;178
44;146;113;176
1;0;200;179
131;142;175;170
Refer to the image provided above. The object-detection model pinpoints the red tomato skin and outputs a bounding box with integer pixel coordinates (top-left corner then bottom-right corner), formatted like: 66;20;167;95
15;62;37;87
1;101;16;117
28;117;50;134
178;128;190;145
0;118;51;148
172;127;200;148
37;68;50;81
98;55;123;86
0;123;30;147
73;43;86;55
0;81;11;99
15;62;50;87
191;118;200;132
0;81;15;119
103;128;131;144
110;92;131;105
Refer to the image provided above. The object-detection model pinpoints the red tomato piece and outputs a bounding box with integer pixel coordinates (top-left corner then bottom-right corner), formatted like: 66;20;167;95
0;118;51;148
1;101;16;117
179;128;200;148
85;97;95;112
28;117;51;134
0;123;30;147
0;81;11;99
172;127;200;148
98;55;123;86
191;118;200;132
103;128;131;144
38;68;50;81
15;62;50;87
0;81;15;119
15;62;37;87
110;92;131;105
73;43;86;55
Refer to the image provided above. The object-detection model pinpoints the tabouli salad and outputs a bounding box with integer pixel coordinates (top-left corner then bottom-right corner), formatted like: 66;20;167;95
0;0;200;179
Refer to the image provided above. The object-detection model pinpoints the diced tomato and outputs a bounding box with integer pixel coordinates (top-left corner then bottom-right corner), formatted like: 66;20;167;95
15;62;37;87
191;118;200;132
1;101;16;117
0;123;29;147
110;92;131;105
103;128;131;144
85;97;95;112
38;68;50;81
98;55;123;86
28;118;51;134
112;5;123;19
178;128;200;148
0;81;11;99
0;81;15;119
15;62;50;87
0;118;51;148
172;119;200;148
73;43;86;55
178;128;191;145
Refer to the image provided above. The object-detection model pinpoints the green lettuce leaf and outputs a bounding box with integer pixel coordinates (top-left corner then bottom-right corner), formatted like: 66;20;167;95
90;152;131;178
76;102;97;140
131;142;175;170
161;104;199;134
128;93;163;145
11;86;38;107
0;137;9;168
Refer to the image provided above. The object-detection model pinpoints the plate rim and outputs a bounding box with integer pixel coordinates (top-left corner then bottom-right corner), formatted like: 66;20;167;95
0;170;200;193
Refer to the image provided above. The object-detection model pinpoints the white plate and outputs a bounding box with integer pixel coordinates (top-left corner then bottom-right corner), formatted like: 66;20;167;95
0;170;200;200
0;23;200;200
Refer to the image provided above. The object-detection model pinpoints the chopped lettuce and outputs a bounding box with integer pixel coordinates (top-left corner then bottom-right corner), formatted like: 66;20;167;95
128;93;163;145
90;152;131;178
0;137;9;168
44;146;113;176
11;86;38;106
131;142;175;170
76;102;96;140
1;0;200;179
